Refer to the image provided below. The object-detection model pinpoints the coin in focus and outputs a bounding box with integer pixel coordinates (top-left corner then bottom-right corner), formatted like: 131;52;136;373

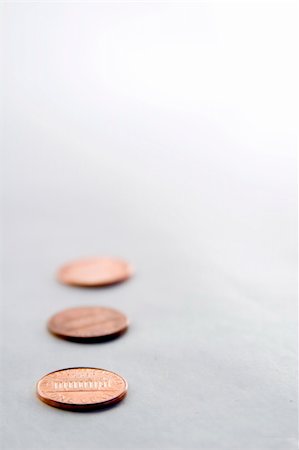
57;257;133;287
37;367;128;411
48;306;129;342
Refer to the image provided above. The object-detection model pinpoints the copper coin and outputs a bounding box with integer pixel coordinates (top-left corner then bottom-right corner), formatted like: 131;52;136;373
37;367;128;411
48;306;129;342
57;257;133;287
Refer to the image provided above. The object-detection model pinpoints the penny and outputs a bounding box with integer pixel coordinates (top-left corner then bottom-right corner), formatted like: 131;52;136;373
57;257;133;287
48;306;129;342
37;367;128;411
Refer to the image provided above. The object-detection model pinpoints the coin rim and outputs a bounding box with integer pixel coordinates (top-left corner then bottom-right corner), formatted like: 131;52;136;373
57;257;134;287
36;367;128;411
47;306;129;342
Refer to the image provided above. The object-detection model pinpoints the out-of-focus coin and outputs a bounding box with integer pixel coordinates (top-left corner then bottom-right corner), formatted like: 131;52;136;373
37;367;128;411
48;306;129;342
57;257;133;287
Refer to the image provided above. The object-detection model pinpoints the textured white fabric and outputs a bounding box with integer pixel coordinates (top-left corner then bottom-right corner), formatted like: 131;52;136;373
2;2;297;449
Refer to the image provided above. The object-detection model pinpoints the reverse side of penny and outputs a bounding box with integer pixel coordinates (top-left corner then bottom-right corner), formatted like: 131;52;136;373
57;257;133;287
48;306;129;342
37;367;128;411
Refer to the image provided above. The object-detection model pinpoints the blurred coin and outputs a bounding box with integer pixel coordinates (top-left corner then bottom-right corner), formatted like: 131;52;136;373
57;257;133;287
37;367;128;411
48;306;128;342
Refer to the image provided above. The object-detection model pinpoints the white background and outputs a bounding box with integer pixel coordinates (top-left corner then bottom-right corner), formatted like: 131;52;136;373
1;1;297;449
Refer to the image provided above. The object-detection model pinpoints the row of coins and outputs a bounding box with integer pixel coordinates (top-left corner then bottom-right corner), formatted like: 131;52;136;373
37;257;132;411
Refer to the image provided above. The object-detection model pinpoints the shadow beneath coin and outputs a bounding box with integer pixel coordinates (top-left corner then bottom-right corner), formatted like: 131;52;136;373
70;400;127;414
49;329;129;344
38;398;127;414
57;278;133;291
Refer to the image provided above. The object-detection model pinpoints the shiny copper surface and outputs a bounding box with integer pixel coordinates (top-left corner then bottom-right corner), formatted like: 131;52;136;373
37;367;128;411
57;257;133;287
48;306;129;342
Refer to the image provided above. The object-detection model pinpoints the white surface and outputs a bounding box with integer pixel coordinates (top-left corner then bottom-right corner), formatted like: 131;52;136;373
1;2;297;449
